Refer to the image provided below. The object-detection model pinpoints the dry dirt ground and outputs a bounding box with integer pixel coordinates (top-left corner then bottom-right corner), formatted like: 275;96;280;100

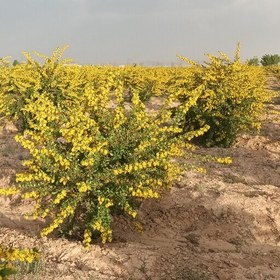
0;85;279;279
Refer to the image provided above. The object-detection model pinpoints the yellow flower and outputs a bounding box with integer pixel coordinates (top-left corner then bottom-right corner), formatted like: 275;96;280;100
216;157;232;164
98;196;105;204
0;187;19;196
82;229;92;249
195;167;207;173
22;191;38;199
77;182;91;193
53;189;67;204
59;177;69;185
105;200;113;208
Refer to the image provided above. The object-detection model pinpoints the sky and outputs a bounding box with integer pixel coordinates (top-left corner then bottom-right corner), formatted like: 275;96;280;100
0;0;279;65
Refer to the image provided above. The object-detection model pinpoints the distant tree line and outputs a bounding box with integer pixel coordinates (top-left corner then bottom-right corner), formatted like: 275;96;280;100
247;54;280;66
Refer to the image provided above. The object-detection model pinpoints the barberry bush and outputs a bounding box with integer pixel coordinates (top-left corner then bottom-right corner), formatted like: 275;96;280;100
0;47;208;248
176;44;275;147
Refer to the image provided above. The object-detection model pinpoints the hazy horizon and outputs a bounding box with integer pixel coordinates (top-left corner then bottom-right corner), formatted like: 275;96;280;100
1;0;279;65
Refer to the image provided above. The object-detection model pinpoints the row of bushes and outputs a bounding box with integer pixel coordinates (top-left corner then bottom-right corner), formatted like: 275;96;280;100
0;45;275;277
1;46;274;147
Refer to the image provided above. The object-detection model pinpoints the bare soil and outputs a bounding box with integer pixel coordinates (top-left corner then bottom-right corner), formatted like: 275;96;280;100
0;85;279;280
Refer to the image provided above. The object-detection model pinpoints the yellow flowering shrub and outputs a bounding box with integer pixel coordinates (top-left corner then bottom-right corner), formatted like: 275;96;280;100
177;44;275;147
0;245;39;279
0;46;85;130
0;47;208;247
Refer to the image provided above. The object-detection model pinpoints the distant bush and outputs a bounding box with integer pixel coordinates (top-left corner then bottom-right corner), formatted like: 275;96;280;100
260;54;280;66
12;60;20;66
246;56;259;66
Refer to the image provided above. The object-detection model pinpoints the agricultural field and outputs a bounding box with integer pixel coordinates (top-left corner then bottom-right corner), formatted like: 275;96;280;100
0;47;280;280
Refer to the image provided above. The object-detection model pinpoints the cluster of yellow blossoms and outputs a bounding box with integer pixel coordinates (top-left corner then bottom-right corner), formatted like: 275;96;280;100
0;247;39;263
40;205;75;237
0;187;19;196
113;159;161;175
0;245;40;279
